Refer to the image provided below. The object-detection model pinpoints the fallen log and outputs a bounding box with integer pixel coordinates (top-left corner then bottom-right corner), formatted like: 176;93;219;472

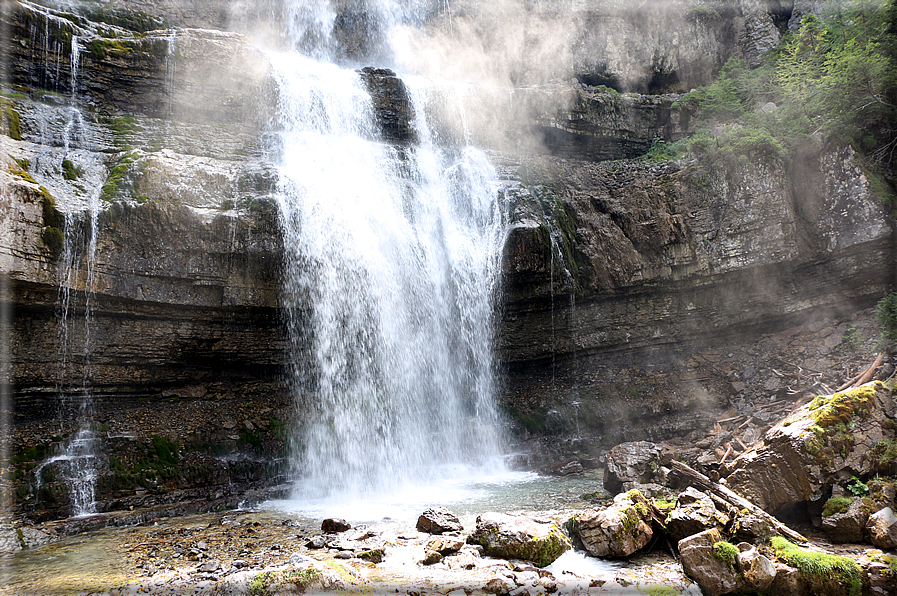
836;353;884;392
671;460;807;544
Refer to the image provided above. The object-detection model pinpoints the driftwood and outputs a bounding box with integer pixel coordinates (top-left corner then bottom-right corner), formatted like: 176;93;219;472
836;353;885;392
671;460;807;544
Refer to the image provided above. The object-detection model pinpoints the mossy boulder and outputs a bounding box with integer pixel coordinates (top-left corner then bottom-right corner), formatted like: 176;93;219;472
727;381;897;513
569;491;654;558
467;512;570;567
678;529;741;596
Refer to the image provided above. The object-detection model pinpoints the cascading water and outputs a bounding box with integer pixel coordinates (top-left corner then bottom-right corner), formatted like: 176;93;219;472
269;1;509;510
33;28;102;518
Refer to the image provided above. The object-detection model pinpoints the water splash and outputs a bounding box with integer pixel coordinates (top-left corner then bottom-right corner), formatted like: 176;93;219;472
270;1;509;508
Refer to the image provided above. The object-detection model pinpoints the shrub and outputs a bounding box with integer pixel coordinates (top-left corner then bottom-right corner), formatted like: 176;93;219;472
874;291;897;345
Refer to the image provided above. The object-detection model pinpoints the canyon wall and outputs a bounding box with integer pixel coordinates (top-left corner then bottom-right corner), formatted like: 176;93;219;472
1;0;893;519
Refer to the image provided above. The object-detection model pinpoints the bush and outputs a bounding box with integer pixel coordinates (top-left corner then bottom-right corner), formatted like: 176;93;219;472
874;291;897;345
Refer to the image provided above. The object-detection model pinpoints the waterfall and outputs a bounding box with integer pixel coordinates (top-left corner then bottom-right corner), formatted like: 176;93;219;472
34;29;101;518
270;1;509;507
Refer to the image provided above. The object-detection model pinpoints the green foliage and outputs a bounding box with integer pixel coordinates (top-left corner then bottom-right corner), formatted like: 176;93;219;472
12;157;29;171
822;495;853;516
249;571;270;596
874;292;897;345
87;38;133;59
770;537;863;596
847;476;870;497
712;541;739;568
679;1;897;171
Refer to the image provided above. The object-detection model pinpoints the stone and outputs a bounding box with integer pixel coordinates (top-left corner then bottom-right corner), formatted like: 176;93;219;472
417;507;463;534
467;512;570;567
602;442;661;493
866;507;897;549
678;529;741;596
231;559;248;568
822;498;869;543
321;518;351;533
483;577;515;594
572;492;653;558
426;535;465;555
735;544;775;592
767;562;801;595
666;487;728;542
422;550;443;565
196;559;219;573
728;382;897;513
306;536;326;549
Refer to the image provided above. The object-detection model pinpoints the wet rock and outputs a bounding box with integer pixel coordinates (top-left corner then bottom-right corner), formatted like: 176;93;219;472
539;459;584;477
767;562;801;595
602;441;661;494
422;550;443;565
735;543;775;592
358;548;384;563
822;497;869;543
417;507;463;534
483;576;515;594
865;561;894;596
231;559;248;568
321;518;351;533
666;487;728;542
727;382;897;513
467;512;570;567
866;507;897;548
306;536;326;549
731;511;776;542
196;559;219;573
572;491;653;558
678;529;741;596
427;535;465;555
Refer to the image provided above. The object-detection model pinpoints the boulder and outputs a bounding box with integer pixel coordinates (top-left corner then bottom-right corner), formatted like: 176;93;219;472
727;382;897;513
467;512;570;567
426;535;465;556
417;507;463;534
735;543;776;592
602;441;661;493
321;518;351;533
666;487;728;542
572;491;653;558
821;498;869;543
767;562;801;595
866;507;897;549
678;529;741;596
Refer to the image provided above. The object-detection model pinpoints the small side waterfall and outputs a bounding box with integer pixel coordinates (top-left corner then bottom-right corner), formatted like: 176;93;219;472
270;1;509;508
33;25;102;518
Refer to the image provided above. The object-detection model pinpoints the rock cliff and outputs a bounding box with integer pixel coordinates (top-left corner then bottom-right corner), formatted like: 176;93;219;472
1;0;894;520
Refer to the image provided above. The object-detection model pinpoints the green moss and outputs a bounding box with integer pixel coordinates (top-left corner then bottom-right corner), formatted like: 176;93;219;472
642;585;680;596
62;159;81;180
712;541;739;568
150;435;178;466
87;38;133;59
770;537;863;596
822;496;853;517
1;99;21;140
100;152;139;201
42;227;63;257
809;384;879;428
12;157;29;171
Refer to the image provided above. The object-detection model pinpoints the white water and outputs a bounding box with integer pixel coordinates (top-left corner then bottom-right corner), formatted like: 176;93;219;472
38;30;102;518
270;1;510;511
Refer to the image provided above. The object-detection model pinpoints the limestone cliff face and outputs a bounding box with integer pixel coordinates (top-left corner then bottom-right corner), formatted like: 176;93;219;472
1;0;894;518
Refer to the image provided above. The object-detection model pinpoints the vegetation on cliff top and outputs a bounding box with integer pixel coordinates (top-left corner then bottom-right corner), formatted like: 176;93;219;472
653;0;896;203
